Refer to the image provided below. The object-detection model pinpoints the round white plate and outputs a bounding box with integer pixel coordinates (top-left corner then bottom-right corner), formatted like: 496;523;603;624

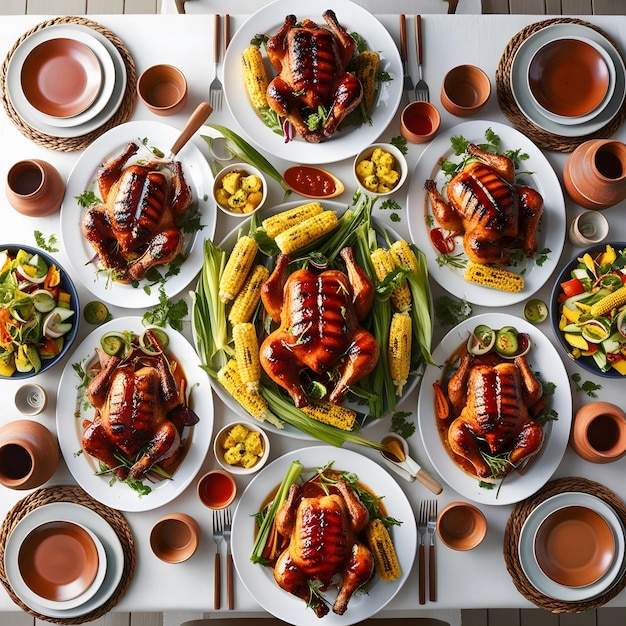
417;312;572;506
518;492;626;601
61;121;215;308
509;23;626;137
56;316;214;512
223;0;402;164
231;446;416;626
206;199;425;439
6;24;126;137
407;120;566;306
4;502;124;618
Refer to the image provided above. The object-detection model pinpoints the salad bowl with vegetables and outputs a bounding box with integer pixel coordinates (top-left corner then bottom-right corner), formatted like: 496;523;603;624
0;245;78;379
551;242;626;378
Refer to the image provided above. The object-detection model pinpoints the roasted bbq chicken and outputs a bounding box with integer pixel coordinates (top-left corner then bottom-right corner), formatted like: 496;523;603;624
82;347;196;481
260;247;379;408
446;353;545;479
266;10;363;143
425;144;544;265
81;142;192;283
274;480;373;617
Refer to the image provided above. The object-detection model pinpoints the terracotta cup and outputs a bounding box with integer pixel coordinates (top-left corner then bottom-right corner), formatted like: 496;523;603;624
150;513;199;563
563;139;626;210
400;100;441;144
0;420;59;490
440;64;491;117
197;469;237;509
437;501;487;550
6;159;65;217
570;402;626;463
137;64;188;116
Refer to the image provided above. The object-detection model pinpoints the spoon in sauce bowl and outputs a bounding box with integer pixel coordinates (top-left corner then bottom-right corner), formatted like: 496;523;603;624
381;433;443;494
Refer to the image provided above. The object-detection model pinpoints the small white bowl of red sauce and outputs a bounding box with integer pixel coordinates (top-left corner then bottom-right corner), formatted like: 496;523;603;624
283;165;345;199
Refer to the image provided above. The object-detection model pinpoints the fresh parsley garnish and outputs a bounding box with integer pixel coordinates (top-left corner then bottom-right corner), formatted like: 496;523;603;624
571;372;602;398
391;411;415;438
390;135;408;155
434;296;472;327
74;190;102;208
142;284;188;332
33;230;59;252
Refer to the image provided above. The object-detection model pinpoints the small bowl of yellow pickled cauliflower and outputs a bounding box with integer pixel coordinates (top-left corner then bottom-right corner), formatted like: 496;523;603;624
213;422;270;475
353;143;408;197
213;162;267;217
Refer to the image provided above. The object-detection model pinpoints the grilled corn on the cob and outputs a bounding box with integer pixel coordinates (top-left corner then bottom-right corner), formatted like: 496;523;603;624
241;46;269;109
232;323;262;392
219;236;258;303
389;312;412;396
262;202;324;239
217;359;283;428
228;264;269;326
274;210;339;255
365;518;401;581
464;261;524;293
589;286;626;316
370;247;412;313
390;240;419;273
301;400;357;431
356;51;379;111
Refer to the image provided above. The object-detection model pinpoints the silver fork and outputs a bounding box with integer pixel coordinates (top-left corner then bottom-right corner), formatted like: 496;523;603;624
399;14;414;106
427;500;438;602
417;501;427;605
414;15;430;102
212;508;224;610
209;13;223;111
223;507;234;610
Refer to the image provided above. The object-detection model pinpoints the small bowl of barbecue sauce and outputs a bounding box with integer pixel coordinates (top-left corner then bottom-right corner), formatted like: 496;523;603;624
283;165;345;199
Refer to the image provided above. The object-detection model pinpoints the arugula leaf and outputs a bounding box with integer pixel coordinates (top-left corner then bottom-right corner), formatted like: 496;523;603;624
33;231;59;252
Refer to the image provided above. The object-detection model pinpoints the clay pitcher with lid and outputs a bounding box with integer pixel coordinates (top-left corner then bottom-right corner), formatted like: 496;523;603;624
0;419;59;489
563;139;626;210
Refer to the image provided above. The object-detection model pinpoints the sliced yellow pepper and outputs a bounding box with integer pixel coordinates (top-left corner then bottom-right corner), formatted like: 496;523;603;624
598;244;617;266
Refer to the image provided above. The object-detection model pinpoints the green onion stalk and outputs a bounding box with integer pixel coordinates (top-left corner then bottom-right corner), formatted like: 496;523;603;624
201;124;292;200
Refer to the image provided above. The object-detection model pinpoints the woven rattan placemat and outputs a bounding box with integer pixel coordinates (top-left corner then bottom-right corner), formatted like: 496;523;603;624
503;476;626;613
1;16;137;152
496;18;626;153
0;485;136;624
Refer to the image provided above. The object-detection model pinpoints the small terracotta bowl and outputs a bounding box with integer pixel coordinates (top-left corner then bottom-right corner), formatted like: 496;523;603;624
533;505;615;587
400;101;441;144
528;37;613;121
437;501;487;550
353;143;408;197
137;64;188;116
213;162;267;217
197;468;237;509
214;422;270;476
441;65;491;117
150;513;200;563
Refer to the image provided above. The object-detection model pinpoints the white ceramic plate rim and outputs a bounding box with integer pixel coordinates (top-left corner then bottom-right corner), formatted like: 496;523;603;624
14;520;107;610
407;120;566;306
207;199;423;439
223;0;402;165
4;502;124;618
510;23;626;136
9;25;115;127
61;121;215;308
56;316;214;512
6;24;126;137
417;312;572;506
231;445;417;626
518;492;626;601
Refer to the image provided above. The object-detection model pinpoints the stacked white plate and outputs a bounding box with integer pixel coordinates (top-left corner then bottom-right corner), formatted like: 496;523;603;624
510;23;626;137
518;492;626;602
3;503;125;618
6;24;127;138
